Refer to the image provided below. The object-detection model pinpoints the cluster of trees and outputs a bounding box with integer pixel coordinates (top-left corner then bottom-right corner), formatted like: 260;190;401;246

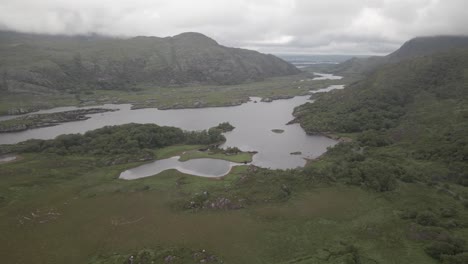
294;90;405;133
310;142;400;192
15;123;225;156
312;135;466;193
215;122;235;132
399;207;468;263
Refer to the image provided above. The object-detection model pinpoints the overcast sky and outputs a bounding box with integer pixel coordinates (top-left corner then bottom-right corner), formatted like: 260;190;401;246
0;0;466;55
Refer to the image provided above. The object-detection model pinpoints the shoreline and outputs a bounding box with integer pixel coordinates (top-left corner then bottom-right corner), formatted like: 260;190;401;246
0;93;309;119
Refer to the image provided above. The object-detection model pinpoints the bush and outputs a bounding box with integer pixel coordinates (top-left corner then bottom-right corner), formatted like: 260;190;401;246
416;211;439;226
425;241;463;260
357;130;392;147
399;209;417;220
440;207;458;218
442;252;468;264
424;239;465;260
215;122;235;132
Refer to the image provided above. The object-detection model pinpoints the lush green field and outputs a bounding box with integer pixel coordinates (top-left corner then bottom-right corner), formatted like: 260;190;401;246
2;142;464;263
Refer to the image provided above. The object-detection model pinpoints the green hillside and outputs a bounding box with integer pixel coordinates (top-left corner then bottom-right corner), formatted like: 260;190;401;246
0;31;299;94
294;48;468;183
330;36;468;77
293;45;468;262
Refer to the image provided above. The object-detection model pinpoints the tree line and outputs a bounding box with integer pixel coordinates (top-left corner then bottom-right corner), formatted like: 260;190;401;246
13;123;225;157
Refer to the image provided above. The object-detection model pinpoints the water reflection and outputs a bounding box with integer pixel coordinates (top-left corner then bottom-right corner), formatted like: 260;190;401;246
1;74;345;170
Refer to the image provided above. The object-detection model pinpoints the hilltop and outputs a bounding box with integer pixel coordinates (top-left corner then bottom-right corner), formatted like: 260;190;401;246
0;31;299;94
333;35;468;76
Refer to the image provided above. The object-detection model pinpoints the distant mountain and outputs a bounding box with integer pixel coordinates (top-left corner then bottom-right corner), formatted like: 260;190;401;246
334;35;468;75
0;31;299;94
387;35;468;61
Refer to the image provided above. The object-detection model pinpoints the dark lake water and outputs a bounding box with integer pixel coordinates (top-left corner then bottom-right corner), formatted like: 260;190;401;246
0;73;344;176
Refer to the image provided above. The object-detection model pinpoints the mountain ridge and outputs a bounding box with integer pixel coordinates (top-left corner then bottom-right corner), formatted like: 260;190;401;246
333;35;468;76
388;35;468;60
0;31;299;94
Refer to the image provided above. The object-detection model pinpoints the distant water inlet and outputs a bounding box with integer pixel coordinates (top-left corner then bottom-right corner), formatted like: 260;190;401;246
311;73;343;80
119;156;242;179
310;84;345;93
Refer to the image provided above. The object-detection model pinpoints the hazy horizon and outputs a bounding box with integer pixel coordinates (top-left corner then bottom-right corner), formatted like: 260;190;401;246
1;0;467;55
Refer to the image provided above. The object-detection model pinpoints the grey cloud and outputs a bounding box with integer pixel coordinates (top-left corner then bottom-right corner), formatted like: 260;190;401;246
0;0;467;54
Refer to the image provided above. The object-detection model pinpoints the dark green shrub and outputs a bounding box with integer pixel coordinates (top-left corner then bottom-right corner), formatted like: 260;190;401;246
425;241;462;260
416;211;438;226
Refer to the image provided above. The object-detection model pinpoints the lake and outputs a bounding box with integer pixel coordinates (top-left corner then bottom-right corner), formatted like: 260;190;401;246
0;73;344;176
120;156;241;179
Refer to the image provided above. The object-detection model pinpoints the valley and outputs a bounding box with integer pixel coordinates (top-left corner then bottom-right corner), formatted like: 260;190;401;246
0;31;467;264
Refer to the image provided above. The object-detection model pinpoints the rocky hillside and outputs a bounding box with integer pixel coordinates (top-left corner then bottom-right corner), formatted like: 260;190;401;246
0;31;299;94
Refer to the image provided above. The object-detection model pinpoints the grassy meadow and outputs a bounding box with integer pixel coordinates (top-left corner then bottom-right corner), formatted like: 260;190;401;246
1;146;455;263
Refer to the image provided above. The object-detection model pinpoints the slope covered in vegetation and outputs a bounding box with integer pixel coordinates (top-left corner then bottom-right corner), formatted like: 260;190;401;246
293;47;468;262
2;35;468;263
331;35;468;77
0;31;299;94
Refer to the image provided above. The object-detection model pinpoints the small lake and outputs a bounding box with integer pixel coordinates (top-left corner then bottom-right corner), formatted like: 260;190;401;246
0;155;17;163
0;73;344;175
120;156;241;179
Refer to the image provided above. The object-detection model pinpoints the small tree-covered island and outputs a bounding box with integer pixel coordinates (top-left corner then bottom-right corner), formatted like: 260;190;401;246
1;17;468;264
